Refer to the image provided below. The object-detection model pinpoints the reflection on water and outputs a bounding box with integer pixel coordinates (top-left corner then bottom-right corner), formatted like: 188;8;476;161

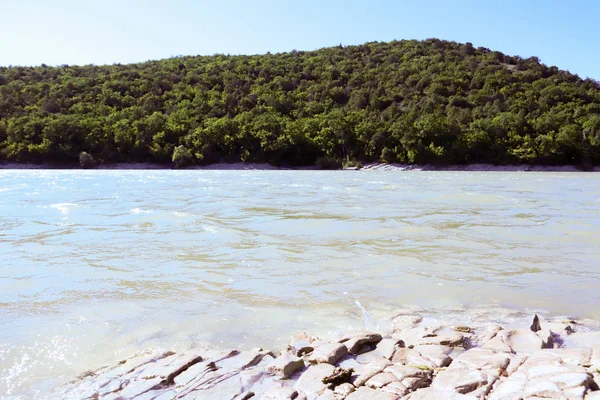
1;170;600;398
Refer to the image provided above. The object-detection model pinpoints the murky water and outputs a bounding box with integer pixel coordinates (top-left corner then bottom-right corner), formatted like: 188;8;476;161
1;170;600;398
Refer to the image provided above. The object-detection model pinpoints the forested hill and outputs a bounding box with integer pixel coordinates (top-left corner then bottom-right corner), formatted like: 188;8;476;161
1;38;600;168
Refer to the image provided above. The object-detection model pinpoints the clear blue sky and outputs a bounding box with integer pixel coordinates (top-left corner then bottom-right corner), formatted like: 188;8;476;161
1;0;598;79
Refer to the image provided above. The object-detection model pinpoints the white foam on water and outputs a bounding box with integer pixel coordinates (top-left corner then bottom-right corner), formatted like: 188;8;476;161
203;225;217;233
130;208;153;214
49;203;77;215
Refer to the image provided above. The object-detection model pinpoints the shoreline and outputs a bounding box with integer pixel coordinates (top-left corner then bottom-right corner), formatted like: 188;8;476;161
54;309;600;399
0;161;598;171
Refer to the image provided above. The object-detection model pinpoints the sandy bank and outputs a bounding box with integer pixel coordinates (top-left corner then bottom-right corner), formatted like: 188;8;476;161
0;162;598;171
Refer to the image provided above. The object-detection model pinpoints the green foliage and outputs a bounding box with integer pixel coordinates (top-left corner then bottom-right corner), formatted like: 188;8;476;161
172;145;193;168
0;38;599;167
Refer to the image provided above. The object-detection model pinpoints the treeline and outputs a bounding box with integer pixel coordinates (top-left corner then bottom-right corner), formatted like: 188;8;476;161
1;38;600;168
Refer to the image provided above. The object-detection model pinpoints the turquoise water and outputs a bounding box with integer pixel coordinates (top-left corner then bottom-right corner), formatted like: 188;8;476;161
1;170;600;398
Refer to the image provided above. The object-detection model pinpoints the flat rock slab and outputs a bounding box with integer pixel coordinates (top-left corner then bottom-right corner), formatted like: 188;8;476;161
345;386;401;400
404;388;479;399
293;363;336;399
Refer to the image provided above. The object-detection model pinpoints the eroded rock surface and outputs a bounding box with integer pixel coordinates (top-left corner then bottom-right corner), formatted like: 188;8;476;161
53;314;600;399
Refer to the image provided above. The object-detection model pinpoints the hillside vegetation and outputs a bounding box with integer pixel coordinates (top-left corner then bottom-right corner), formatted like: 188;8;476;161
1;39;600;168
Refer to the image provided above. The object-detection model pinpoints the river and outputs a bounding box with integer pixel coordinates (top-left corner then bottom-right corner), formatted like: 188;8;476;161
1;170;599;398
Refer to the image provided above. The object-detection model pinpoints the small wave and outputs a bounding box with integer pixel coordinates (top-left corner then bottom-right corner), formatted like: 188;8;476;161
173;211;192;217
50;203;77;215
130;208;153;215
203;225;217;233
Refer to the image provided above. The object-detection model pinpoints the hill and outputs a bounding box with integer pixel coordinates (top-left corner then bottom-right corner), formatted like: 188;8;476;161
1;39;599;168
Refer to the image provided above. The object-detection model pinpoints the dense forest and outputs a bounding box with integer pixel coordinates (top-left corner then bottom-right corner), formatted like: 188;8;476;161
1;38;600;168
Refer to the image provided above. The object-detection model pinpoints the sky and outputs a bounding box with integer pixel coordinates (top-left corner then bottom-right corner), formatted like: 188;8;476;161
1;0;598;79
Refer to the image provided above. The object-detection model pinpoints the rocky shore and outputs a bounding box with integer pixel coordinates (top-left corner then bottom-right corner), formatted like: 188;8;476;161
55;313;600;400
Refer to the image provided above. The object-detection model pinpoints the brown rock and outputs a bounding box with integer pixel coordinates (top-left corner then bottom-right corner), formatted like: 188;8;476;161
531;314;542;332
308;343;348;365
419;333;464;347
267;352;305;379
339;331;383;354
290;332;315;357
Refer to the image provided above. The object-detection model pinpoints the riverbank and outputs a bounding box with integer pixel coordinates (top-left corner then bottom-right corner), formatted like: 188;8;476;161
0;161;598;171
54;312;600;400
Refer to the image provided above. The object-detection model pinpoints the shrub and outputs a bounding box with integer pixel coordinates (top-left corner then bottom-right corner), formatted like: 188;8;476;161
316;156;342;170
79;152;96;169
172;145;193;168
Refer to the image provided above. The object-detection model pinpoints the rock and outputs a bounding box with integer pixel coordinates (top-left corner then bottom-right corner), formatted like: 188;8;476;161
432;367;493;395
315;389;340;400
419;333;464;347
543;348;592;366
369;338;405;360
333;382;355;397
308;343;348;365
322;367;354;386
339;331;383;355
484;328;544;354
365;372;398;389
531;314;542;332
451;348;511;376
384;365;432;391
392;315;423;333
345;386;401;400
411;345;454;368
235;391;256;400
453;325;473;333
267;352;305;379
294;363;336;399
470;325;502;347
392;345;452;369
490;351;593;400
381;381;409;397
351;358;392;387
565;332;600;349
290;332;315;357
258;386;306;400
591;347;600;370
385;364;432;381
403;388;479;399
504;354;528;376
488;370;528;400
